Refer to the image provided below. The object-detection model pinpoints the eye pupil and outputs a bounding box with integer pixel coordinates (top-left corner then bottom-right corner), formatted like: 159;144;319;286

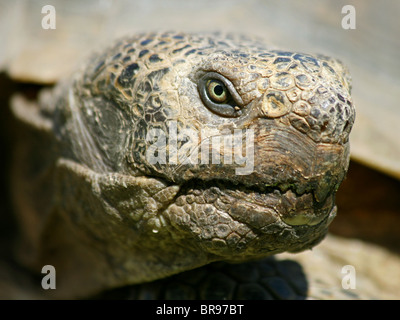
213;84;224;96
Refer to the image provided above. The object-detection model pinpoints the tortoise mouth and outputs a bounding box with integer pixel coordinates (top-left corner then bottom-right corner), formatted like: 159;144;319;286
177;178;336;228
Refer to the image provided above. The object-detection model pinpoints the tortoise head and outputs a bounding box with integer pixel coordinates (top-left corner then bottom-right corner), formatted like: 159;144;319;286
53;32;355;285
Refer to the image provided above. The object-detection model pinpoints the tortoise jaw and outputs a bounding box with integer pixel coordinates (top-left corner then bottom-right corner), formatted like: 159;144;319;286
217;180;336;228
276;189;336;226
173;177;336;230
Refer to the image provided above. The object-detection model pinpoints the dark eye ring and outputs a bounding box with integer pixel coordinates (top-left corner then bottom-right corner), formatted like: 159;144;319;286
198;72;244;117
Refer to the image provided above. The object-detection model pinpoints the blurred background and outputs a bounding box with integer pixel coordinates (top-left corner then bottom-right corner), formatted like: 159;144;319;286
0;0;399;298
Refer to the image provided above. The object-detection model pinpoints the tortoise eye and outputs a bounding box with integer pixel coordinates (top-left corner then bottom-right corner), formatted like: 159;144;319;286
198;72;244;117
206;79;228;103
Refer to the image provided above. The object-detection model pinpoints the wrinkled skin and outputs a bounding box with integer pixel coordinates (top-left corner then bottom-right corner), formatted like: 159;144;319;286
11;32;355;297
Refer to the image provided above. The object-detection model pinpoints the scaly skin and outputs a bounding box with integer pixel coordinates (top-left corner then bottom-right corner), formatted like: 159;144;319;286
11;32;355;298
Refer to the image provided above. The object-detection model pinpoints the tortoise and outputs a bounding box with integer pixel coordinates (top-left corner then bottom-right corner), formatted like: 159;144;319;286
0;1;399;300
